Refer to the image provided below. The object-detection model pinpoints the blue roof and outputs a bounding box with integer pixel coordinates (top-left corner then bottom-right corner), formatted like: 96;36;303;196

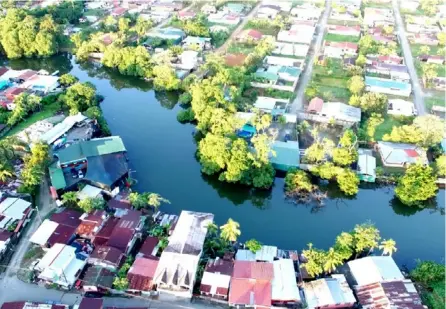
270;141;300;171
365;76;411;91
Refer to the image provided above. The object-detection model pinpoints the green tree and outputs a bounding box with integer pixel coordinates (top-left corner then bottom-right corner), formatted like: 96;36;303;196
220;218;241;242
379;239;397;256
420;45;431;55
411;260;445;284
337;168;359;195
358;92;388;115
334;232;354;260
352;223;381;256
395;163;438;206
62;82;97;114
245;239;262;253
219;138;251;183
133;17;152;43
113;277;129;290
129;192;146;209
421;63;438;88
118;17;130;33
305;138;334;163
285;169;314;193
348;75;365;95
62;191;78;207
323;247;343;274
59;73;78;87
78;197;105;213
413;115;444;148
0;162;13;182
301;243;325;278
355;54;367;67
198;133;231;175
435;155;446;177
437;32;446;46
146;193;170;210
383;125;422;144
152;64;181;91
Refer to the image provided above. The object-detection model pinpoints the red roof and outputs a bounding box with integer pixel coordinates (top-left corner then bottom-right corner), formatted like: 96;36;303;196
179;11;196;17
205;258;234;276
0;229;13;241
4;87;25;98
138;236;159;258
229;278;272;308
232;261;274;280
50;209;82;228
247;29;263;40
127;257;159;291
17;70;37;81
308;97;324;113
0;67;8;77
79;298;103;309
112;7;127;15
107;199;131;210
90;245;125;266
107;226;134;252
93;217;120;246
325;41;358;50
0;302;25;309
404;149;419;158
378;55;403;64
47;224;76;247
330;25;360;32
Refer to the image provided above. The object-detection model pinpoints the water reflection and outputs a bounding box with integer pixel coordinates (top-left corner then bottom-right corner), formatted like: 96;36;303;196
4;53;73;74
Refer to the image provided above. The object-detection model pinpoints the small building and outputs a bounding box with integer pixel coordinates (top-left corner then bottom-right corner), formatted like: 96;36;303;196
177;10;196;20
355;279;425;309
36;243;87;289
348;256;404;286
200;257;234;300
76;210;109;240
30;219;78;249
365;76;412;97
182;36;211;50
82;265;116;293
2;302;69;309
107;209;145;255
265;56;304;68
304;274;356;309
235;249;256;261
277;25;315;44
418;54;445;65
253;66;301;92
327;25;361;37
308;101;361;124
376;141;427;167
256;245;278;262
257;5;281;19
21;74;59;93
207;12;241;25
153;210;214;298
224;2;246;14
290;6;322;20
111;7;127;17
0;197;33;235
254;97;290;116
40;113;88;145
272;259;301;305
270;141;300;172
324;41;358;58
408;33;439;46
127;257;159;294
93;217;120;247
4;87;26;102
147;27;186;44
388;99;417;116
88;245;125;271
238;29;264;42
273;42;310;58
363;8;393;27
178;50;198;70
357;149;376;183
201;4;217;14
366;62;410;82
367;54;404;65
76;298;103;309
136;236;159;259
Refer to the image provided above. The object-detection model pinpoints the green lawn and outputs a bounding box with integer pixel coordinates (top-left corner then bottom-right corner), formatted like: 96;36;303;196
316;84;351;102
425;95;445;111
84;8;106;16
324;33;360;43
374;116;408;141
227;43;256;54
4;102;61;138
410;44;441;57
243;21;280;36
327;19;360;26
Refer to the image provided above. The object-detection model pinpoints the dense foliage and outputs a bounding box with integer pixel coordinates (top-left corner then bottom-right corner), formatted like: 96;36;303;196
411;260;445;309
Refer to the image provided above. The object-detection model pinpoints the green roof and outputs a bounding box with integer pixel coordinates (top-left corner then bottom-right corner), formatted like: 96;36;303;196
57;136;126;164
49;163;67;190
270;141;300;171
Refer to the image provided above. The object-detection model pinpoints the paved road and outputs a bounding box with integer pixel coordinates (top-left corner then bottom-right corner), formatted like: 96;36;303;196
289;0;332;114
216;2;262;53
392;0;426;115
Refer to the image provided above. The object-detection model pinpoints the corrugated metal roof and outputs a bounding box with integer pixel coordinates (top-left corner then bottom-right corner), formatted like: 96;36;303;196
30;219;59;246
365;76;411;91
304;275;356;308
229;278;272;307
272;259;300;302
348;256;404;286
233;261;274;280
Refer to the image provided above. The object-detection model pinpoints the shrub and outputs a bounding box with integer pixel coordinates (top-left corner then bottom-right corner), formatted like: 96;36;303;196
177;107;195;123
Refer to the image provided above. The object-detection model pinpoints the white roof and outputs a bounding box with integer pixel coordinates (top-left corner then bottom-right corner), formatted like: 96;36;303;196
348;256;404;286
30;219;59;246
388;99;415;117
21;75;59;90
36;243;65;271
255;96;288;111
236;112;255;121
255;245;278;262
377;141;426;165
201;271;231;294
235;249;256;261
0;198;31;229
77;185;102;200
272;259;300;301
321;102;361;123
358;153;376;177
305;275;356;308
40;113;88;144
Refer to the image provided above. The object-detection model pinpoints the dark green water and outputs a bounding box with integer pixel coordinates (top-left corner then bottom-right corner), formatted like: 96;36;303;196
7;54;445;268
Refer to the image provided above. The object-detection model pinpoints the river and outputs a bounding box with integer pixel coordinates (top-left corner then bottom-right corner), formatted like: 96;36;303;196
6;54;445;268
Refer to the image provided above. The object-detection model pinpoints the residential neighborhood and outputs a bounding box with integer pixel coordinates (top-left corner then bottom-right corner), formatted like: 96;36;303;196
0;0;444;309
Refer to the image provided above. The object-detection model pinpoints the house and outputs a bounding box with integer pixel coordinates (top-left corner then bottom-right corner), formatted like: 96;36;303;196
277;25;315;44
407;33;439;46
235;249;256;261
147;27;186;44
200;257;234;300
177;10;195;20
367;54;404;65
50;208;82;228
372;34;395;45
16;70;38;82
127;257;159;293
201;4;216;14
111;7;127;17
153;211;214;298
88;245;125;270
107;209;145;254
21;74;59;93
290;5;322;20
2;302;69;309
76;210;109;240
324;41;358;58
253;66;301;92
177;50;198;70
363;8;393;27
357;149;377;183
51;136;129;191
308;100;361;124
224;2;246;14
366;62;410;82
82;265;116;293
207;12;241;25
40;113;88;145
76;298;103;309
272;259;301;305
4;87;26;102
29;219;78;249
36;243;87;289
257;5;281;19
365;76;412;97
355;280;425;309
182;36;211;50
0;197;33;235
238;29;263;42
254;97;290;116
304;274;356;309
136;236;159;259
93;217;120;247
388;99;417;116
273;42;310;58
265;56;304;68
418;54;445;65
270;141;300;172
327;25;361;37
433;77;446;90
376;142;428;167
151;2;182;12
348;256;404;286
229;260;274;308
406;23;441;34
0;230;13;259
225;53;247;67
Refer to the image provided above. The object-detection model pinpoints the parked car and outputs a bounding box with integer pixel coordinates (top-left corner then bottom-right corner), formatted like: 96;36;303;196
78;170;84;179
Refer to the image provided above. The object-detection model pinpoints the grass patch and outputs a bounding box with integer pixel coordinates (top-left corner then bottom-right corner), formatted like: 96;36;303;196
227;42;256;54
374;116;407;141
84;8;106;16
410;44;441;57
327;19;360;26
325;33;359;43
4;102;61;138
243;21;280;36
425;95;445;111
315;84;351;102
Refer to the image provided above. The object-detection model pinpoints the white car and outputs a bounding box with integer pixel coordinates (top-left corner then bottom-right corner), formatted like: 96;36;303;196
78;170;84;179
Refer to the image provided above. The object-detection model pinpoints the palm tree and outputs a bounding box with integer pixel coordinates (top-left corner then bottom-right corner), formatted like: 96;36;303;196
220;218;241;242
323;247;344;274
206;222;219;237
379;239;397;256
0;163;13;182
147;193;170;210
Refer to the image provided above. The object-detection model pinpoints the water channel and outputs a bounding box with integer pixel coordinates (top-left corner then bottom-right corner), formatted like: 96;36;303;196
6;54;445;268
